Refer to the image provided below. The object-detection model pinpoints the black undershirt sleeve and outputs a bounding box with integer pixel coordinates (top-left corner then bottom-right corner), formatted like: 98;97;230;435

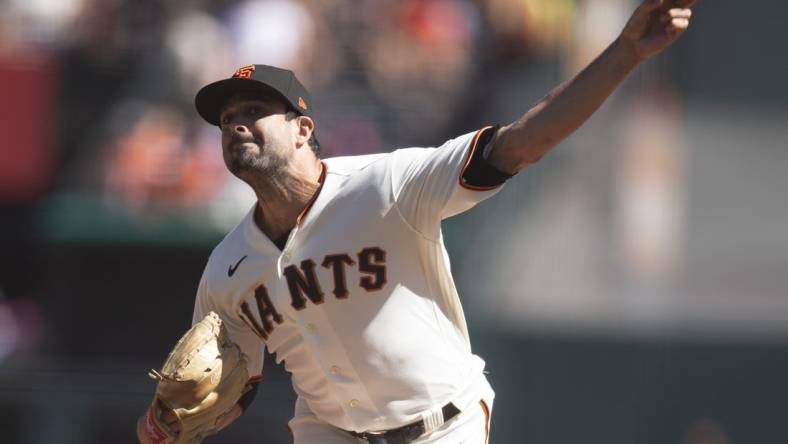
460;125;514;189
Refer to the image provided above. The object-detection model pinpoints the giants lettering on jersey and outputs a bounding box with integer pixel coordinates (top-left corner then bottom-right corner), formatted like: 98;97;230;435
239;247;387;339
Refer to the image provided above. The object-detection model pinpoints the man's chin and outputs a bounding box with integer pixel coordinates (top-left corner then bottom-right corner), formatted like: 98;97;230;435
227;153;274;177
228;158;256;176
223;149;284;179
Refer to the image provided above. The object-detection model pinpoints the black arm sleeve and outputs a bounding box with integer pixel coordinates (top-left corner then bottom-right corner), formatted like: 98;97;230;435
461;125;514;188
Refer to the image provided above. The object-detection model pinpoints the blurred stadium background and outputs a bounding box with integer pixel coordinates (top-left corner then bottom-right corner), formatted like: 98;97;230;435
1;0;787;442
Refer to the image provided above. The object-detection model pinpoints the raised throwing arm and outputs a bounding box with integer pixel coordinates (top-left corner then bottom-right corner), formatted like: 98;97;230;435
488;0;696;174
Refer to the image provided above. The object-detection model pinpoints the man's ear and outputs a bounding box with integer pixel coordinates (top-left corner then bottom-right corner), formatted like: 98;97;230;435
295;115;315;149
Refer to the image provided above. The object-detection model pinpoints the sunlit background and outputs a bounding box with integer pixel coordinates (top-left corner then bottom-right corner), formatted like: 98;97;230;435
1;0;787;443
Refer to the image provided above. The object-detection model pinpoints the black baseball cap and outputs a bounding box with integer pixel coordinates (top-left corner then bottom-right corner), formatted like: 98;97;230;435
195;64;312;126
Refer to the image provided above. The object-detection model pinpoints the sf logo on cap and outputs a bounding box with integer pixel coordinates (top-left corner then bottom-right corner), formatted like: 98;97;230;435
233;65;256;79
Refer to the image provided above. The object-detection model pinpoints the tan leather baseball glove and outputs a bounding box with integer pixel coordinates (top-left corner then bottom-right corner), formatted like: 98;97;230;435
140;312;249;444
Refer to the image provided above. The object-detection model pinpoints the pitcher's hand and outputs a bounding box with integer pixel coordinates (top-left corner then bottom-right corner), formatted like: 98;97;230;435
619;0;696;63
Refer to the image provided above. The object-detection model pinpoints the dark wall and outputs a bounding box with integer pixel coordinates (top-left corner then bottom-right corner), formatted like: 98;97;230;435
477;331;788;444
39;243;208;359
676;0;788;107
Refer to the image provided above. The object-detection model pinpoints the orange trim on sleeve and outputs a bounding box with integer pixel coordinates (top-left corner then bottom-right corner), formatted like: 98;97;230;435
459;126;502;191
296;161;327;225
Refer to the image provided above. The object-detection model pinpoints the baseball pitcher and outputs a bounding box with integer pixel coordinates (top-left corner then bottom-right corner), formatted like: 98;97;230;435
137;1;695;442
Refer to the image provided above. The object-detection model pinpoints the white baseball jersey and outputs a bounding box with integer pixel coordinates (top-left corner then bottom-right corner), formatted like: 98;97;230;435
192;126;501;434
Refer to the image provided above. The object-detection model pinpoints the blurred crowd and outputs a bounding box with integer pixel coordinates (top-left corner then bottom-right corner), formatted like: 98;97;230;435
0;0;579;218
0;0;582;358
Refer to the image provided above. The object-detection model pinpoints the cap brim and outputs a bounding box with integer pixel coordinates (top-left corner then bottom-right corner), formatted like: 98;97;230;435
194;77;296;126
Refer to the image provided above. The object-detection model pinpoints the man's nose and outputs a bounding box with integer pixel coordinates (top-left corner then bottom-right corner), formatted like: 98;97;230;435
224;123;253;139
232;124;250;134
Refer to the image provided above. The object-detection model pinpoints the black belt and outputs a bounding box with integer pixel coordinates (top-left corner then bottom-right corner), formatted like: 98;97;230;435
348;402;461;444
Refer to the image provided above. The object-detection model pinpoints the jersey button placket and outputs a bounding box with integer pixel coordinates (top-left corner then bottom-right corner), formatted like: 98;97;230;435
280;225;297;266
